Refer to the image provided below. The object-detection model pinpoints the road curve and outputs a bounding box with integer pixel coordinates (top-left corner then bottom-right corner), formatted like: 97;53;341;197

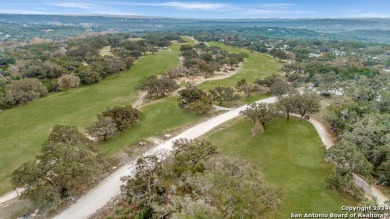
54;97;277;219
295;114;389;206
2;96;386;216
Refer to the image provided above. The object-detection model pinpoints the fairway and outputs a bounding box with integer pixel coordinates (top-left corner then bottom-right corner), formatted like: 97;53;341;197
206;117;357;218
0;44;181;195
99;95;201;155
200;42;282;89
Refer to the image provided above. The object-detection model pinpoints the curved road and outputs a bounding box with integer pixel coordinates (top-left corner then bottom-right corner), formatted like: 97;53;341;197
297;114;389;206
54;98;387;218
1;96;387;217
53;97;277;219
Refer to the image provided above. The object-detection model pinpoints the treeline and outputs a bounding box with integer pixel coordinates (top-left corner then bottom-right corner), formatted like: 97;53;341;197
0;33;183;109
323;75;389;199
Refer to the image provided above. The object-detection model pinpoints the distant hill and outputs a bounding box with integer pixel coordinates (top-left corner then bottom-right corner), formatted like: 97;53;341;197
1;14;390;43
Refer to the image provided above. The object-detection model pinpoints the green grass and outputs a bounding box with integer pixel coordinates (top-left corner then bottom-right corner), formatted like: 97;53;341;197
181;36;196;46
200;42;282;90
0;44;181;195
206;117;357;218
100;96;201;155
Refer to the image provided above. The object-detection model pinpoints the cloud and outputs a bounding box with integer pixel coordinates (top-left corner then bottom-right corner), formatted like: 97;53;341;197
159;2;233;11
0;9;50;14
241;9;281;15
51;2;95;9
258;3;295;8
109;1;235;11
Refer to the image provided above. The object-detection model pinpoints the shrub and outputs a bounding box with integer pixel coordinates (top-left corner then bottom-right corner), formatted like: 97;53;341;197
57;74;81;91
5;78;48;105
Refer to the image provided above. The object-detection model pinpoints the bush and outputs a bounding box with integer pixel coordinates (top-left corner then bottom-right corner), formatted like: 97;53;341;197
77;70;102;85
5;78;48;105
57;74;80;91
178;87;212;114
139;75;179;97
101;105;143;131
88;116;118;141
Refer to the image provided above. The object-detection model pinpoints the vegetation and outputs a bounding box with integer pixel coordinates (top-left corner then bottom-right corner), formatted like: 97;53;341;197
103;138;282;218
199;42;282;90
324;74;389;187
325;140;372;200
0;43;181;195
3;78;48;106
207;118;357;218
138;75;179;98
11;125;104;213
208;85;239;106
0;33;181;110
88;117;118;141
177;86;213;114
240;102;279;135
236;79;268;98
57;74;81;91
100;105;142;131
269;79;296;96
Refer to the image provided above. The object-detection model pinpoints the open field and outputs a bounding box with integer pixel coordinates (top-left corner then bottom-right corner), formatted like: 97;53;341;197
0;44;181;195
206;117;357;218
100;95;202;155
199;42;282;90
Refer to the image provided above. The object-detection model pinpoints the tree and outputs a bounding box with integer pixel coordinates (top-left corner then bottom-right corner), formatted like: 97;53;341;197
172;138;217;176
178;87;213;114
378;90;390;113
236;79;268;98
324;140;372;200
282;63;305;77
240;102;278;132
208;86;239;106
77;70;101;85
292;92;321;119
342;114;390;185
5;78;48;105
255;75;280;88
270;49;288;60
57;74;80;91
325;97;364;134
139;75;179;97
100;105;142;131
270;80;297;96
11;125;102;212
277;95;296;122
121;155;163;209
88;116;118;141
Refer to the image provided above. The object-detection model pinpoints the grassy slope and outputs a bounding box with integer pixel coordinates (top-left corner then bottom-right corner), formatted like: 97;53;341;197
200;42;282;90
0;44;181;195
206;117;357;218
100;96;201;155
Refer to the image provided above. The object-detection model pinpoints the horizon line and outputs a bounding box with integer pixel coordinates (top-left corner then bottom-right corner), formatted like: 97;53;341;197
1;13;390;20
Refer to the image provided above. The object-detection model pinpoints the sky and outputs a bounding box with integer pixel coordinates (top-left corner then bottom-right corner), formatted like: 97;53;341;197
0;0;390;19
